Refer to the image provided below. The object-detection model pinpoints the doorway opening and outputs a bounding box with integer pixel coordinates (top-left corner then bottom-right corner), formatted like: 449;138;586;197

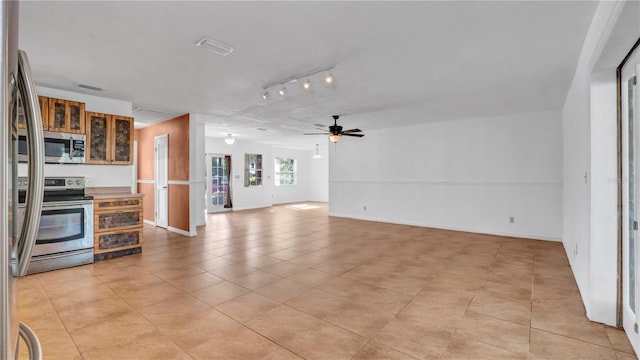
155;134;168;228
205;154;232;213
619;38;640;353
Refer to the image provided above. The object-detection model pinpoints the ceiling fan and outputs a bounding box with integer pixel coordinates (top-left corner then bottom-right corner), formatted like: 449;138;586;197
304;115;364;143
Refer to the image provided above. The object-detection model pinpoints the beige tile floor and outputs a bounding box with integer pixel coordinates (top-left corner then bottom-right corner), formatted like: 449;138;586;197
17;202;637;359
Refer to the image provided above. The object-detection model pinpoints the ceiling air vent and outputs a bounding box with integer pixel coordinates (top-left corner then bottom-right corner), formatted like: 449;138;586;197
195;37;234;56
78;83;103;91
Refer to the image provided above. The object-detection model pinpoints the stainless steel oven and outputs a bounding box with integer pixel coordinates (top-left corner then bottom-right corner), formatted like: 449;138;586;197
18;129;85;164
17;177;94;274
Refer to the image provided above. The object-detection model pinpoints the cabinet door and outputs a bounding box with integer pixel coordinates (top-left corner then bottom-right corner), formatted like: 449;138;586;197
85;112;111;164
111;115;134;165
68;101;85;134
38;96;48;130
48;98;86;134
18;95;48;129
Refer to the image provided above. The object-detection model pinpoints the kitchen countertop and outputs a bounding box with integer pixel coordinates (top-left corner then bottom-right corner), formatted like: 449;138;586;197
90;193;144;200
86;186;144;199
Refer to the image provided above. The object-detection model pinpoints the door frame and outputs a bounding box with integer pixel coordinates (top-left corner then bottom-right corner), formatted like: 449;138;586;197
154;134;168;228
618;38;640;352
205;153;232;213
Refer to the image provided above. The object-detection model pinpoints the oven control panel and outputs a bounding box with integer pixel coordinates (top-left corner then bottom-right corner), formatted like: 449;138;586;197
18;177;86;191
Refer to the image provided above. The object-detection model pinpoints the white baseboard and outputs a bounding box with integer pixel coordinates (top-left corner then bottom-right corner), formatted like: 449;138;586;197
327;212;561;242
143;219;156;226
167;226;193;237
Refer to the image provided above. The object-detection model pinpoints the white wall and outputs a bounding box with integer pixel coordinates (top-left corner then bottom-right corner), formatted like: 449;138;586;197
562;1;628;326
329;110;563;241
190;114;206;231
204;137;329;211
273;147;311;205
18;86;134;188
205;138;274;211
310;143;329;202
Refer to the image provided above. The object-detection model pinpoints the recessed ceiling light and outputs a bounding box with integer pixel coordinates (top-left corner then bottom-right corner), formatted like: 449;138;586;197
195;37;234;56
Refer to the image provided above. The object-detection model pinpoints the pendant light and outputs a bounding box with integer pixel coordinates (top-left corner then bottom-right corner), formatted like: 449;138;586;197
224;134;235;145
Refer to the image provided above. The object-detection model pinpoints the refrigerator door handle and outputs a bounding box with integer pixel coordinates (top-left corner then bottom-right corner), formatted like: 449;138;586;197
14;50;44;276
18;322;42;360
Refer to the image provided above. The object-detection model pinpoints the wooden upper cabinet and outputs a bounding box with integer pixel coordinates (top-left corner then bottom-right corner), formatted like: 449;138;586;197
85;112;110;164
48;97;85;134
111;115;134;165
38;96;49;130
17;95;49;130
86;112;134;165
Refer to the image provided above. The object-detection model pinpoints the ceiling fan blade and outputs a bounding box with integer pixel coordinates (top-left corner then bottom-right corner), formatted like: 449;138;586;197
342;129;362;133
304;132;330;135
342;133;365;137
315;127;328;131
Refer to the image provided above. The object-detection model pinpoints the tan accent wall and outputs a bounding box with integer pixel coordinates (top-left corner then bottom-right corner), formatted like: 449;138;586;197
137;183;155;223
135;114;190;232
168;184;190;231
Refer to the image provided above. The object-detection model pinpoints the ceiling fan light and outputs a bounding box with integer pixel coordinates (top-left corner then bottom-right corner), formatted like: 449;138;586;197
224;134;235;145
329;134;342;143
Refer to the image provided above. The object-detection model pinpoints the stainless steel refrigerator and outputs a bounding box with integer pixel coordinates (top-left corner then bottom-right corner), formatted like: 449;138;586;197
1;1;45;359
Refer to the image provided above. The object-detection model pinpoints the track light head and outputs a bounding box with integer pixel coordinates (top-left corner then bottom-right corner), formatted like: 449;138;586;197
279;87;286;96
325;73;334;84
262;92;270;100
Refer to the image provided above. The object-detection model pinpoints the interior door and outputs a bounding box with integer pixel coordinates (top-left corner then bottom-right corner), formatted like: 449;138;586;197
205;154;230;213
621;47;640;354
154;134;168;228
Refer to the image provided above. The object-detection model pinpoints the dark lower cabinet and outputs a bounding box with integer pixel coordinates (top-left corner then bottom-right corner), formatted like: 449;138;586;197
94;196;144;260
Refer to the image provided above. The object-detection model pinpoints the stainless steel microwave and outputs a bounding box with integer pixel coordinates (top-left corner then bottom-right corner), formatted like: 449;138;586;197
18;129;86;164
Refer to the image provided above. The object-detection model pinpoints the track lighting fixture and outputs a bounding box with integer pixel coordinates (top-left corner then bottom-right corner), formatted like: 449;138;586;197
224;134;235;145
325;73;334;85
261;65;334;100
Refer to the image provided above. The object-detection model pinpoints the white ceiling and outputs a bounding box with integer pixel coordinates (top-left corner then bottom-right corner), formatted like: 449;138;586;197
19;1;597;150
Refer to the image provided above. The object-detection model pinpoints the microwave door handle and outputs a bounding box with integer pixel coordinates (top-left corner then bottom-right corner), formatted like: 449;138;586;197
15;50;44;276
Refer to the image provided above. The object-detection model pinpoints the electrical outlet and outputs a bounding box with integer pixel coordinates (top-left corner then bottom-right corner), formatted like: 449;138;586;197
509;216;514;223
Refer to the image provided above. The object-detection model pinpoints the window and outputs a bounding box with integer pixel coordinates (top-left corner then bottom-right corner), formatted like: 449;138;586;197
244;153;262;187
275;158;296;186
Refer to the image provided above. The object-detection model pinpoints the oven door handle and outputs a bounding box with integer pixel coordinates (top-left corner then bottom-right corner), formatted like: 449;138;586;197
41;202;93;210
15;50;45;276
